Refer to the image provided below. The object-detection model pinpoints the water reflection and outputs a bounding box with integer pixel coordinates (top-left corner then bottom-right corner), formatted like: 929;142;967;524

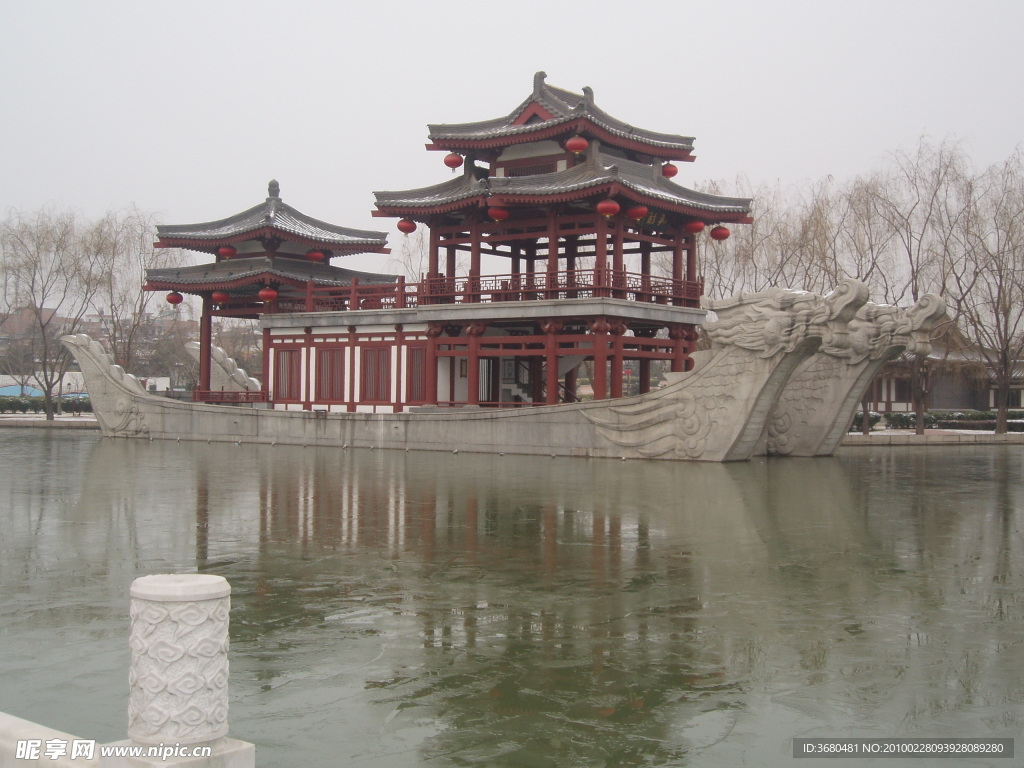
1;431;1023;767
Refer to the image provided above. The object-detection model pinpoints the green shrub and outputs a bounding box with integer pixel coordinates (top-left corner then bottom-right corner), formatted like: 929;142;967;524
850;411;883;432
884;412;937;429
935;420;1024;432
27;396;45;413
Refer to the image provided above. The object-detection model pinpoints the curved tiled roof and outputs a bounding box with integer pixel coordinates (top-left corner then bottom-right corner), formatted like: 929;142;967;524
428;72;694;154
157;181;388;249
374;153;751;217
146;257;397;290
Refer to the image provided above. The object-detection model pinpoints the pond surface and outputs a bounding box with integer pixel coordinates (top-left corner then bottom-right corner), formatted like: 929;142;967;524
1;430;1022;767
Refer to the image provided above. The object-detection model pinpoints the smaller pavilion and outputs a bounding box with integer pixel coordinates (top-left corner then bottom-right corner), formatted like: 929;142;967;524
145;181;393;400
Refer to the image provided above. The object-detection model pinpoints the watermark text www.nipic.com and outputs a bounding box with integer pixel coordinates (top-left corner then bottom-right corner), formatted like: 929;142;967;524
16;739;214;761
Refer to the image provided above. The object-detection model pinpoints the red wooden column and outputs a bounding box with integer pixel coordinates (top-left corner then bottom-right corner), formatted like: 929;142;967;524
199;295;212;392
466;322;485;405
671;228;685;306
546;212;559;300
262;327;271;399
469;223;481;303
684;232;697;283
428;227;440;278
590;318;608;400
525;243;537;300
640;239;652;300
669;325;686;373
564;366;578;402
565;235;578;298
612;221;625;299
446;240;457;278
542;319;562;405
303;326;313;410
425;324;441;405
609;323;624;399
638;359;651;394
510;243;521;300
594;216;608;297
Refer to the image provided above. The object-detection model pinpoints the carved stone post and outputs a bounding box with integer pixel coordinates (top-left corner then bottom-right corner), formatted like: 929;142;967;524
127;574;231;745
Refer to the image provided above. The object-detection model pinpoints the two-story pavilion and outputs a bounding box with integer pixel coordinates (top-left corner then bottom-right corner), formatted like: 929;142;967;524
170;74;753;413
144;180;392;400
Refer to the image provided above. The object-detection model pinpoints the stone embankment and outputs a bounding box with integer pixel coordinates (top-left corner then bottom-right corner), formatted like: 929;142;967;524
0;414;99;429
842;429;1024;446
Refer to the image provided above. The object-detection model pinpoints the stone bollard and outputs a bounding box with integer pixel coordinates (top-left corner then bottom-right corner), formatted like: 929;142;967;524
99;574;254;767
128;574;231;744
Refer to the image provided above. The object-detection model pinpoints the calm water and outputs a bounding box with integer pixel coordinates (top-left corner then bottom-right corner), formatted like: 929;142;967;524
1;430;1022;767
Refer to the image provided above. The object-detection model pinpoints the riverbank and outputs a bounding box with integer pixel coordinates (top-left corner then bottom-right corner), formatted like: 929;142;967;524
2;415;1022;444
0;414;99;429
842;428;1024;446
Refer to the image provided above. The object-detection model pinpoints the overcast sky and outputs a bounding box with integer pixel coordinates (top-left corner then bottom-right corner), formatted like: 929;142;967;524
3;0;1022;267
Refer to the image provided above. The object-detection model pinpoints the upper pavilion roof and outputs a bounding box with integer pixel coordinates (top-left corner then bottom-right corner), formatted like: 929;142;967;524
427;72;695;159
156;180;389;253
374;151;752;220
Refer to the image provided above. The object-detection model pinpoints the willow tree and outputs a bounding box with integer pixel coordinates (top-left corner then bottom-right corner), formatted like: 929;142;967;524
945;151;1024;433
0;208;104;418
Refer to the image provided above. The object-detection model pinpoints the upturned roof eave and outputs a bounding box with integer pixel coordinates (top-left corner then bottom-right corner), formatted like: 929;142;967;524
428;117;695;160
155;227;390;254
374;185;751;222
145;259;399;292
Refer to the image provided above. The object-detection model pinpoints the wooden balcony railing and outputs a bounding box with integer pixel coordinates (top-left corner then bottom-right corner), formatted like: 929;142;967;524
192;389;268;403
274;269;702;315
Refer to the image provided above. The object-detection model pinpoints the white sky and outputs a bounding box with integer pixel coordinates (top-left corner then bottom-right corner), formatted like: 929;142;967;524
3;0;1022;271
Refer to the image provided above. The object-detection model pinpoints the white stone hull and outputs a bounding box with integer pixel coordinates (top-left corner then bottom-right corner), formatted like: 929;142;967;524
64;334;818;463
66;281;880;462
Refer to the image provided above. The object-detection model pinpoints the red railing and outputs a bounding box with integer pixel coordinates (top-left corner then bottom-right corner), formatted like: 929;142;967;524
192;389;268;403
275;269;701;315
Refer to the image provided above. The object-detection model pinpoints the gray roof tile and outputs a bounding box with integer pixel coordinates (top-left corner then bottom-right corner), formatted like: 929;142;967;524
374;152;751;215
157;182;388;248
146;257;397;289
428;73;695;153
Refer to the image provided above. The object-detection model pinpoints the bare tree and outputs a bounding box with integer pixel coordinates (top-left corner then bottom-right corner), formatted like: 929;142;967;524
89;207;188;373
1;208;104;418
870;139;969;432
944;151;1024;433
388;227;429;281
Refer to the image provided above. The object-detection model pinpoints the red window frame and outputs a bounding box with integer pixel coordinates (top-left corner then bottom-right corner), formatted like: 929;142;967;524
316;348;345;402
360;347;391;403
406;346;427;404
274;348;301;402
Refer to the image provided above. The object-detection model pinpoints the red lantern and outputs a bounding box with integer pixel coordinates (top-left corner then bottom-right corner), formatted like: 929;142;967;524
258;287;278;302
488;207;510;222
165;291;183;305
661;163;679;179
710;226;731;241
595;199;620;218
397;219;417;234
217;245;237;259
211;291;230;304
565;136;589;155
305;250;325;262
444;153;464;169
626;205;649;221
684;220;706;234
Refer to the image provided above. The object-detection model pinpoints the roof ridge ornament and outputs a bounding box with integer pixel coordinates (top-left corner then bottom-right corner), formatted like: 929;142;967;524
582;86;594;106
268;179;280;199
533;71;547;97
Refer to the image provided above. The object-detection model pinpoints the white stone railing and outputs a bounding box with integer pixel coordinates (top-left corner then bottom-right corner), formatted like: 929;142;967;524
0;574;254;767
